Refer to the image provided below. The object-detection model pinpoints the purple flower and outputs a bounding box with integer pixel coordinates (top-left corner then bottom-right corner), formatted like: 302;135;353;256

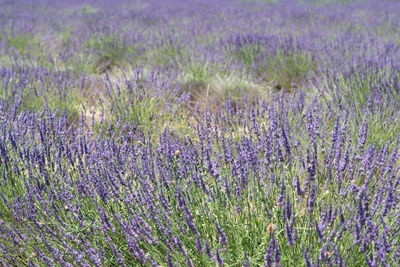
307;182;316;212
166;251;174;267
265;235;280;267
243;252;250;267
304;248;312;267
358;117;368;154
195;235;203;254
186;256;194;267
278;181;285;207
215;222;228;246
205;240;213;260
315;220;324;241
215;248;224;266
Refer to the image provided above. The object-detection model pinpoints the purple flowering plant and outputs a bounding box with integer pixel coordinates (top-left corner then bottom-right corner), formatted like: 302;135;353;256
1;0;400;266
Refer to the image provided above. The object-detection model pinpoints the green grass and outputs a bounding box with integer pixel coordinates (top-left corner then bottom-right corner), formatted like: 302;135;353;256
79;5;98;15
93;75;191;140
241;0;278;3
230;45;316;92
67;35;138;74
301;0;366;5
1;34;58;70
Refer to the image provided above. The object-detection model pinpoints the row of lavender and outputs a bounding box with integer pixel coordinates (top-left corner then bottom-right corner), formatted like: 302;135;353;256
1;69;400;265
1;0;399;89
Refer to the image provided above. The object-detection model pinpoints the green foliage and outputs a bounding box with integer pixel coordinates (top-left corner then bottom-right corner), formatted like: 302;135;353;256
150;45;189;68
6;34;43;56
183;64;213;84
22;90;81;124
81;35;137;74
101;79;189;140
79;5;98;15
233;45;316;92
6;35;31;54
262;51;315;91
301;0;365;5
2;34;57;70
241;0;278;3
60;29;75;48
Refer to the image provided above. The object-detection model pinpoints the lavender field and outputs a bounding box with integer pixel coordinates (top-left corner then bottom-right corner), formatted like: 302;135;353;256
1;0;400;266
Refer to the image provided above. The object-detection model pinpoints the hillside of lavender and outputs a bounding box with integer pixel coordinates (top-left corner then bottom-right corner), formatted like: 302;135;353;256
1;0;400;266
